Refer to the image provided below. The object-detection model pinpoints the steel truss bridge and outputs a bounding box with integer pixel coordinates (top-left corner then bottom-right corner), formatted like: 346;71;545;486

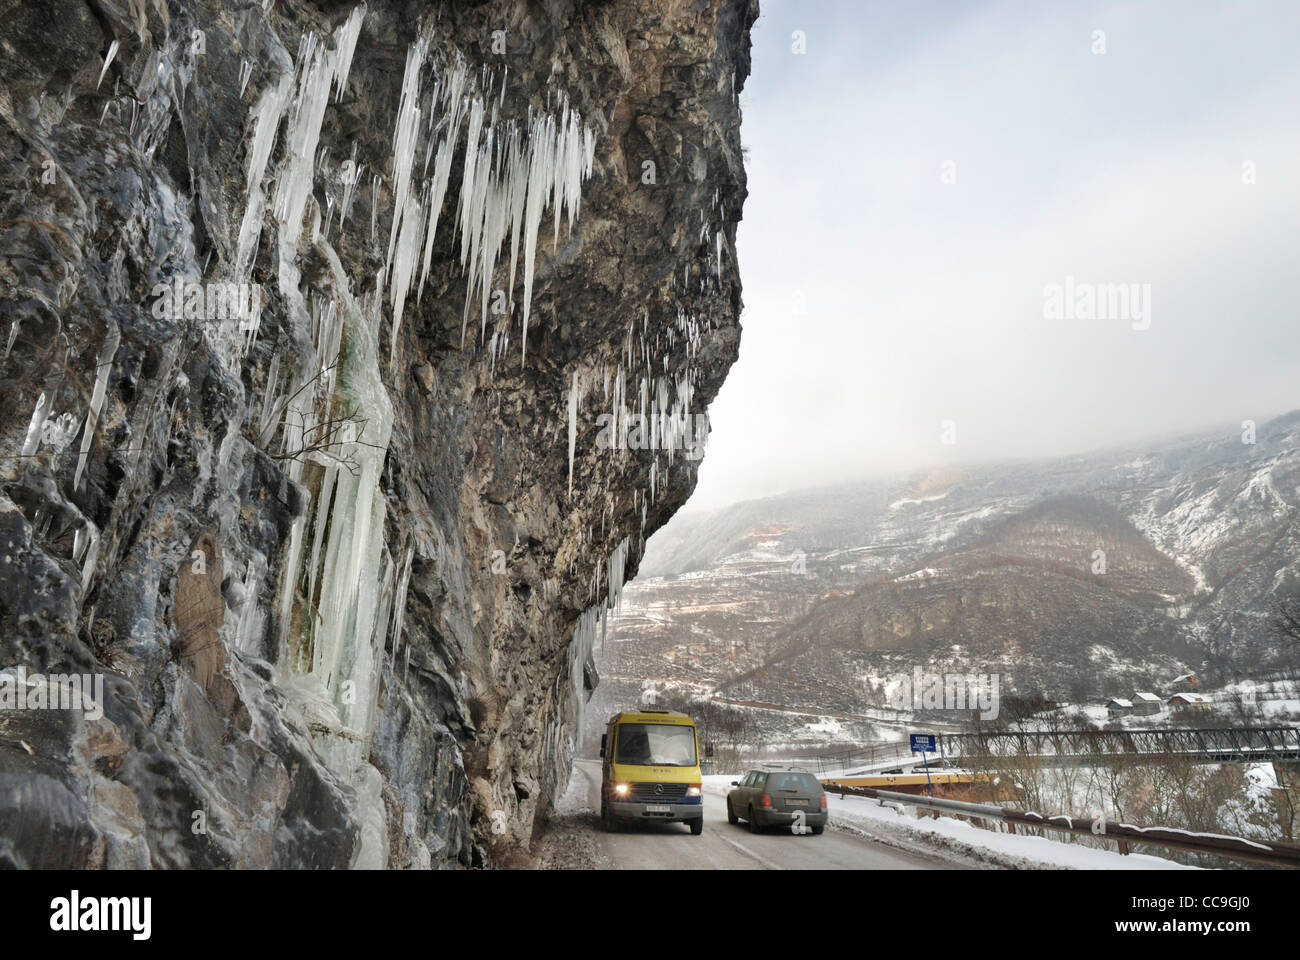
936;726;1300;766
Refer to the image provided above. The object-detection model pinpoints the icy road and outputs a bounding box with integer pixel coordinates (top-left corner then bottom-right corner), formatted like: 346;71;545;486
539;760;967;869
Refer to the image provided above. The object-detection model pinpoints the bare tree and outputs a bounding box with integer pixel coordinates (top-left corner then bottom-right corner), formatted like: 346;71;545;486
257;362;380;477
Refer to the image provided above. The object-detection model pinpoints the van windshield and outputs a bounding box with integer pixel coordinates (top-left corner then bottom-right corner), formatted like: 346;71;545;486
615;723;697;766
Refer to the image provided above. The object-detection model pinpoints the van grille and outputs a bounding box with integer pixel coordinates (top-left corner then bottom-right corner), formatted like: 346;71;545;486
630;782;688;801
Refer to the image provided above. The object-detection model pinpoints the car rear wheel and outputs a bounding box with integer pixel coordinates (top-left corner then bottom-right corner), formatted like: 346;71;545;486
726;798;738;825
811;825;824;835
689;817;703;836
747;806;761;834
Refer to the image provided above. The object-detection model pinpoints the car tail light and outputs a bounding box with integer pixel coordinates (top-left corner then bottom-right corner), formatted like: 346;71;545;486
687;784;702;796
762;793;772;807
820;794;827;810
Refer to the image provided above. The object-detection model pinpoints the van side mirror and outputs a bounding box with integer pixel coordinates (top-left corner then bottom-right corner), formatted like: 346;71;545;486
600;733;607;758
705;741;715;758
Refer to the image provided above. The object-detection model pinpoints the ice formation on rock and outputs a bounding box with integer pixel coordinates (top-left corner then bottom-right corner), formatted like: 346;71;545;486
545;533;630;792
20;392;51;457
72;329;120;492
276;241;395;869
378;43;597;365
219;0;725;864
236;76;293;280
96;40;119;91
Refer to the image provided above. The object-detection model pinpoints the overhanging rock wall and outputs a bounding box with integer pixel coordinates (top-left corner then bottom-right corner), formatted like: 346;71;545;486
0;0;755;868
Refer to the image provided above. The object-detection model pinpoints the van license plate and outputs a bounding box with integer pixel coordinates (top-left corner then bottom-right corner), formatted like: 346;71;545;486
646;804;671;813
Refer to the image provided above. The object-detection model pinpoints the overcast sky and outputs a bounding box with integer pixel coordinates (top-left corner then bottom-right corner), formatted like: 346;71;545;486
687;0;1300;511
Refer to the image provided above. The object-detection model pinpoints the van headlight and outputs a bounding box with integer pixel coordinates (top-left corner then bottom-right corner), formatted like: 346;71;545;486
687;784;702;796
614;783;629;795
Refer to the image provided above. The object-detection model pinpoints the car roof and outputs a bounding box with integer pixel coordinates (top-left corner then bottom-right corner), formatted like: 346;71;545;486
749;768;816;777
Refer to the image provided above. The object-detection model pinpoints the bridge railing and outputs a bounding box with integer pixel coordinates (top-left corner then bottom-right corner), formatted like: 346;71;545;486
802;740;916;775
938;725;1300;762
709;726;1300;778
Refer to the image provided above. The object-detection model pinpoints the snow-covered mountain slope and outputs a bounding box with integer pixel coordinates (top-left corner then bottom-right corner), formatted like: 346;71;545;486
599;412;1300;710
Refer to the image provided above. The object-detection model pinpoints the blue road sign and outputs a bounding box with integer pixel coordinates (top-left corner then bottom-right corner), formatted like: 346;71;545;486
910;733;937;753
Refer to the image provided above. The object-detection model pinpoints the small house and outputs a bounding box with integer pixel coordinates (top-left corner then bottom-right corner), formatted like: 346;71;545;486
1169;693;1211;715
1171;673;1198;692
1131;692;1162;716
1106;698;1133;718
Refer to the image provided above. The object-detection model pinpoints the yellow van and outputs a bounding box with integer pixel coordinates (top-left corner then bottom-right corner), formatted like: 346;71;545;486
600;709;704;835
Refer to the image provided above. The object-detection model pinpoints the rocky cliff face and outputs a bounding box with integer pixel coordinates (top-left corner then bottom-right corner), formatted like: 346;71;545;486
0;0;755;868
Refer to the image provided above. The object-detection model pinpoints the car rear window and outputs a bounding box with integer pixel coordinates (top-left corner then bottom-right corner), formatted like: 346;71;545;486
769;773;821;792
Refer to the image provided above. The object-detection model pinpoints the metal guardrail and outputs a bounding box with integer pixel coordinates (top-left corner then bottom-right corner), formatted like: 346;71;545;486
826;783;1300;869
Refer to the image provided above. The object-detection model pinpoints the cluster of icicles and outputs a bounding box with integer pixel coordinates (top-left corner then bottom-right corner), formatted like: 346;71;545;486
381;35;597;366
232;5;597;374
564;213;730;539
546;535;629;789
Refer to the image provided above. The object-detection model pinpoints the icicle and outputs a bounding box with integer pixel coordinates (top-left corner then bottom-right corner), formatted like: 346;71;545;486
256;353;283;443
73;329;120;491
567;370;579;497
339;142;362;225
390;544;415;648
236;73;293;279
21;392;51;457
383;34;428;363
275;39;329;258
97;40;119;91
234;560;265;655
370;173;381;242
331;6;366;103
79;524;101;592
607;537;628;613
518;115;550;364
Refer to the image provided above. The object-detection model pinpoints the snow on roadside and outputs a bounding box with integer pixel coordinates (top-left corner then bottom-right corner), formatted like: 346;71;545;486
703;776;1195;870
537;765;610;869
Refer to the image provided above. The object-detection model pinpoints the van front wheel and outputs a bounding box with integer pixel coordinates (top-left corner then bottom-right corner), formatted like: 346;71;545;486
689;817;703;836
